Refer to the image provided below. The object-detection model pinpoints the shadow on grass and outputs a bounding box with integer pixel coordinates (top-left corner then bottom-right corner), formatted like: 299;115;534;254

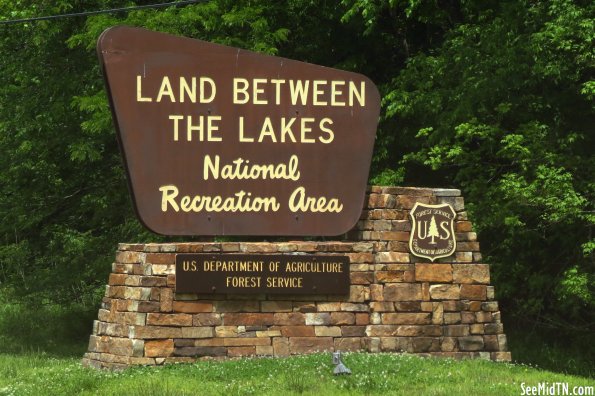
0;302;95;357
506;315;594;378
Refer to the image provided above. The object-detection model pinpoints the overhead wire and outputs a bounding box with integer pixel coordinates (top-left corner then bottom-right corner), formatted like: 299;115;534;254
0;0;205;25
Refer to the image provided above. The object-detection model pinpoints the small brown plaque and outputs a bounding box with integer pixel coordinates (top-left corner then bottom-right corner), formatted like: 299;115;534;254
176;254;350;294
409;203;457;262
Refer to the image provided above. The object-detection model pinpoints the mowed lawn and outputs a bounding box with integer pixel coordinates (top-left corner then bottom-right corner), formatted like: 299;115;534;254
0;352;593;396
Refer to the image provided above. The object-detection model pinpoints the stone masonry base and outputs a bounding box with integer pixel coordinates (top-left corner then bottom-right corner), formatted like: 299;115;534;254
82;187;511;369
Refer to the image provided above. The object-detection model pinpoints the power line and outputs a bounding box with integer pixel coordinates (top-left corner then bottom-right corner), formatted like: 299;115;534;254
0;0;205;25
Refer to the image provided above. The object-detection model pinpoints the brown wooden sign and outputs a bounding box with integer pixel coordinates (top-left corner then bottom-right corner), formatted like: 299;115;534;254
97;26;380;236
409;203;457;262
175;254;350;294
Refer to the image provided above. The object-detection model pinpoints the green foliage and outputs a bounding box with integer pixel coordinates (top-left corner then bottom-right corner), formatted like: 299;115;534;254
380;0;594;327
0;0;593;341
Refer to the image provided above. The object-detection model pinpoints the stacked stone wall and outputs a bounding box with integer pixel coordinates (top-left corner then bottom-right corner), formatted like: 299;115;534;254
83;187;510;369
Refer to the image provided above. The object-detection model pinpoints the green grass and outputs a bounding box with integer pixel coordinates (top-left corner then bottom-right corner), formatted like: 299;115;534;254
0;352;593;395
0;302;94;357
507;324;595;378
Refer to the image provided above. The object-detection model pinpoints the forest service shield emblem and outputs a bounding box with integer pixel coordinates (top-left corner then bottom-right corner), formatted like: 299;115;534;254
409;202;457;262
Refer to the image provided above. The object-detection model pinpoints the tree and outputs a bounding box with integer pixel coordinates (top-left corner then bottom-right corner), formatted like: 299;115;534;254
428;216;439;245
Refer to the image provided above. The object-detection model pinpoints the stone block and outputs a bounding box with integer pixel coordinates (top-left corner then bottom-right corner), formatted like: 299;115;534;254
484;323;504;334
261;301;292;312
442;300;462;311
350;272;374;284
330;312;355;325
498;334;508;351
459;336;484;351
366;325;425;337
147;313;192;326
429;284;460;300
223;313;274;326
213;301;259;312
370;302;395;312
140;276;167;287
273;337;290;356
116;251;145;264
444;312;462;324
256;330;281;338
384;283;422;301
256;345;274;355
274;312;305;326
160;289;173;312
215;326;239;338
314;326;342;337
443;325;469;337
375;252;410;263
391;220;411;231
415;264;453;282
151;265;175;276
340;303;369;312
397;195;430;209
470;324;484;334
294;302;317;313
375;271;408;283
412;337;440;352
224;337;271;347
441;337;457;352
492;352;512;361
219;242;239;252
380;337;411;352
486;286;495;300
181;327;214;338
240;243;277;253
481;302;498;312
432;303;444;325
349;286;370;303
342;326;366;337
355;313;370;325
366;337;381;353
370;312;381;325
334;338;363;352
280;326;315;337
460;285;487;300
173;301;213;313
348;252;374;263
455;252;473;263
476;312;493;323
175;346;226;357
457;242;480;252
131;326;182;339
484;335;499;351
228;346;255;357
145;340;174;358
370;284;383;301
392;302;418;312
461;311;475;323
452;264;490;284
455;221;473;232
289;337;334;354
193;313;222;326
437;196;464;211
317;302;342;312
381;313;431;325
305;313;331;325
